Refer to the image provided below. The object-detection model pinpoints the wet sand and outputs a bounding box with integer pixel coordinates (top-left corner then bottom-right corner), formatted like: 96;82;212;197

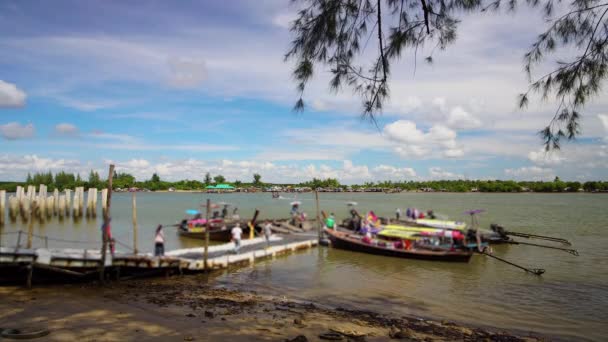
0;276;545;342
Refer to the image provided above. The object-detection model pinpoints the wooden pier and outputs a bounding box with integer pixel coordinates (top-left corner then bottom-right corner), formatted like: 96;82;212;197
0;233;318;286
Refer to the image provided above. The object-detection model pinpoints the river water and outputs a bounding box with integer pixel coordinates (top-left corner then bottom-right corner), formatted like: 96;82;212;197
1;192;607;341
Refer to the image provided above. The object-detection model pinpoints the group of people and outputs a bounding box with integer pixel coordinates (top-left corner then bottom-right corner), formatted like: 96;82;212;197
395;208;436;220
229;220;273;254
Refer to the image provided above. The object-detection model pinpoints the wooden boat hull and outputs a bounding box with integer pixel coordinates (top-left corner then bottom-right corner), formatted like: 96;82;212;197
325;229;472;262
178;224;258;242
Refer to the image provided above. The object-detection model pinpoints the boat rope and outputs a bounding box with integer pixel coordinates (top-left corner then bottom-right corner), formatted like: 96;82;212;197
504;231;571;246
507;240;579;256
481;250;545;276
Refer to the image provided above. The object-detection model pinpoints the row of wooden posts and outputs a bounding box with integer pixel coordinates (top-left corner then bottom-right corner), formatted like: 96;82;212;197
0;186;110;226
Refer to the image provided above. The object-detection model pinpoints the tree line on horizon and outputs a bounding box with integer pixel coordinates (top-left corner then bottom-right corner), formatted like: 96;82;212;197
0;171;607;193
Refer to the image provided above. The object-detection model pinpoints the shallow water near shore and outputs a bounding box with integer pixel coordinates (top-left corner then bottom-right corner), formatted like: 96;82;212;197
2;192;608;341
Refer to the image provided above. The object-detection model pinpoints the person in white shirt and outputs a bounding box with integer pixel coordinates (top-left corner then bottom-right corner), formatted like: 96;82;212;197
263;220;273;246
154;224;165;256
231;223;243;254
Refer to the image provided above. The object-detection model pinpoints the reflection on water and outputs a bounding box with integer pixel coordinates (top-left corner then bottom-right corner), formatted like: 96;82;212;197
2;192;608;341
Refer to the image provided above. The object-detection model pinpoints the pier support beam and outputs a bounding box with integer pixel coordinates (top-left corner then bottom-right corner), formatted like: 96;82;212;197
64;189;71;217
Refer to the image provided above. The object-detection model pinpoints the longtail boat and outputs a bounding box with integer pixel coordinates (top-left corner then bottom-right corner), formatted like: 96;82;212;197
325;228;474;262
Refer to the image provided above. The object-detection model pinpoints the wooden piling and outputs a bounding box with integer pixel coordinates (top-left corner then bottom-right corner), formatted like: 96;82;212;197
90;188;98;218
78;187;84;218
58;195;66;220
86;189;92;218
64;189;71;217
204;198;210;269
101;188;108;218
38;185;46;220
27;202;35;249
99;164;115;283
0;190;5;226
72;193;80;219
25;185;33;201
132;192;138;254
19;197;30;223
46;196;54;219
53;189;59;215
8;196;18;222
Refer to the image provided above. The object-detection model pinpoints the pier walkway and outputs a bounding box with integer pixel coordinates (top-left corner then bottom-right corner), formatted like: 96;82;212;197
0;232;319;286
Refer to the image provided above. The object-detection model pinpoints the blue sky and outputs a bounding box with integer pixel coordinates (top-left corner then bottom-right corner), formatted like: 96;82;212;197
1;0;607;183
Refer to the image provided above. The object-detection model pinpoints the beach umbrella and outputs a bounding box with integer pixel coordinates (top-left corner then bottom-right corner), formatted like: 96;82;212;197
185;209;200;215
464;209;485;215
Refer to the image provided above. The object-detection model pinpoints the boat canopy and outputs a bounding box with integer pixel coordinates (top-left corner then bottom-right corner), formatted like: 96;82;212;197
206;184;235;189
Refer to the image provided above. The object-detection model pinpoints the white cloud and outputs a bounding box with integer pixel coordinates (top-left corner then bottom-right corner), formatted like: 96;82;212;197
394;145;430;158
504;166;555;180
384;120;461;159
272;12;297;29
384;120;427;144
527;148;563;165
446;106;482;129
0;80;26;107
0;122;34;140
443;148;464;158
167;57;207;88
428;167;463;180
432;97;448;113
599;114;608;140
0;154;92;180
373;165;416;179
54;123;79;136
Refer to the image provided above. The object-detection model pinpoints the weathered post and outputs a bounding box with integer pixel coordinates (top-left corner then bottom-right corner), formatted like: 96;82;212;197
53;188;59;215
78;187;84;218
38;185;46;221
0;190;5;226
99;164;115;283
64;189;71;217
27;202;36;249
315;190;322;240
20;197;30;223
45;196;53;219
58;195;66;220
86;188;92;218
204;198;210;269
91;188;98;218
8;196;18;222
101;188;108;218
132;192;138;254
72;192;80;219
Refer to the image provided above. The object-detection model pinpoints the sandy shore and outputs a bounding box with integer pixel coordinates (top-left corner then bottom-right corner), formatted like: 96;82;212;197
0;276;545;341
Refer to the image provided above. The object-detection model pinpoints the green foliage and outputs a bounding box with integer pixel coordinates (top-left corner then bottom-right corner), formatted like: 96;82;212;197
204;172;212;185
213;175;226;184
288;0;608;149
253;173;262;186
113;172;136;189
151;173;161;183
299;177;341;189
3;170;608;193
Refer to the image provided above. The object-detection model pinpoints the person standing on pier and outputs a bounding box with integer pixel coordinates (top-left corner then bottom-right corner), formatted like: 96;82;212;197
154;224;165;257
263;220;273;246
231;222;243;254
101;218;115;257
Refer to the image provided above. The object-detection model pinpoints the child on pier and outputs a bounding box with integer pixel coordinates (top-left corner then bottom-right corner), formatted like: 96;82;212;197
154;225;165;257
